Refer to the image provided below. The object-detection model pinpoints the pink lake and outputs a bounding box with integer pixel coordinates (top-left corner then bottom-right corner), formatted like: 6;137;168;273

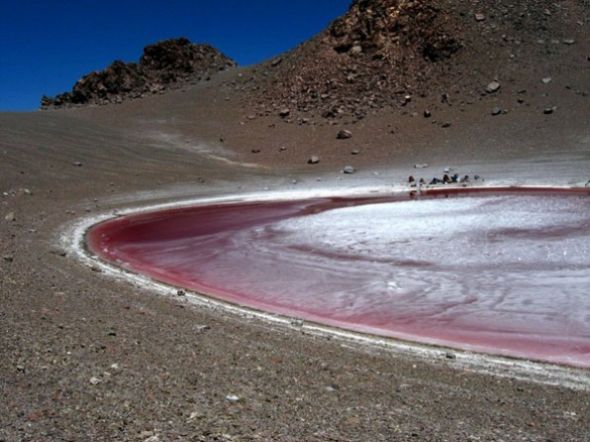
87;188;590;367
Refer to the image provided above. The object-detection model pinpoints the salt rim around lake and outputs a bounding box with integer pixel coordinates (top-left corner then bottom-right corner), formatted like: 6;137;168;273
56;186;590;391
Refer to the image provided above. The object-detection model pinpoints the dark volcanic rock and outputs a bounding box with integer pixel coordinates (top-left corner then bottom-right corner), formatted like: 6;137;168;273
41;38;236;108
257;0;461;119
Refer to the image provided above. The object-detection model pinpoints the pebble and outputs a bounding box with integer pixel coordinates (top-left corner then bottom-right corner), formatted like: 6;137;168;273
423;110;432;118
3;255;13;262
279;108;290;117
445;352;456;360
543;107;555;114
474;13;486;22
225;394;240;402
414;163;429;169
351;148;361;155
176;289;186;296
542;77;552;84
485;81;501;93
336;129;352;139
562;38;575;45
350;45;363;55
342;165;356;174
73;161;83;167
4;212;15;222
307;155;320;164
491;107;502;116
89;376;101;385
50;247;67;257
279;146;287;152
194;325;211;332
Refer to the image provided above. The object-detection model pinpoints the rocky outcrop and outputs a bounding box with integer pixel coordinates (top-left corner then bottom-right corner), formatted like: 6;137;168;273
256;0;461;119
41;38;236;108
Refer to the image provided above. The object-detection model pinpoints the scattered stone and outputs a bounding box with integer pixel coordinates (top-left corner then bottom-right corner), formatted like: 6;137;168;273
543;107;555;115
474;13;486;22
485;81;501;93
4;212;15;222
110;363;120;370
350;45;363;55
441;122;451;128
342;165;356;174
270;57;283;67
89;376;101;385
419;178;426;185
225;394;240;403
414;163;429;169
176;289;186;296
194;325;211;332
336;129;352;139
279;108;290;117
542;77;552;84
251;148;261;154
491;107;502;116
3;255;13;263
401;94;412;106
73;161;83;167
423;109;432;118
408;176;415;183
23;188;32;195
50;248;67;257
279;146;287;152
351;148;361;155
443;167;451;173
307;155;320;165
445;352;456;359
90;265;102;273
562;38;576;45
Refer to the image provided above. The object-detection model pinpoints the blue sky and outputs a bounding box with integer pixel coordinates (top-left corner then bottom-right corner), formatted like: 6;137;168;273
0;1;350;111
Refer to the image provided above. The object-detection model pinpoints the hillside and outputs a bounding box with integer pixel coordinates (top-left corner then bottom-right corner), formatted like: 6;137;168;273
41;37;236;108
